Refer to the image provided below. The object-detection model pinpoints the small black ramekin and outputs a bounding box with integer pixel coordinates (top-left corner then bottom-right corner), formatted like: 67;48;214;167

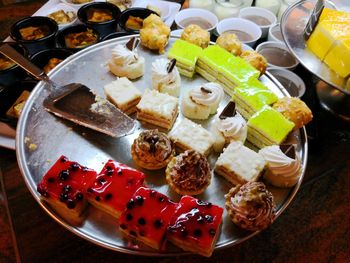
78;2;121;38
119;8;158;34
30;48;74;74
0;42;28;87
56;24;100;52
10;16;58;55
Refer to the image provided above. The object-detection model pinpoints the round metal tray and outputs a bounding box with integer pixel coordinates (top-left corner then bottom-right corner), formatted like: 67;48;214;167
281;0;349;94
16;36;308;256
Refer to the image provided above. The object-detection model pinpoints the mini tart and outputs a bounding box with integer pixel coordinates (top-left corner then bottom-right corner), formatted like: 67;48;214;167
225;182;276;232
131;129;175;170
166;150;211;195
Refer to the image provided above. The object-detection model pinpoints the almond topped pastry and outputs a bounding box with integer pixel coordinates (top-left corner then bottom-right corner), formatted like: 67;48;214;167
131;129;175;170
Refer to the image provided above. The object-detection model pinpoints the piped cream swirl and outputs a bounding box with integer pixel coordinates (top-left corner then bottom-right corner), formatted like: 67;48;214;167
259;145;301;187
190;82;224;109
215;112;247;142
111;44;139;65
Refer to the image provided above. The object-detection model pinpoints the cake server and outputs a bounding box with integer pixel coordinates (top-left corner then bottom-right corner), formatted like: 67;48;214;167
0;43;136;138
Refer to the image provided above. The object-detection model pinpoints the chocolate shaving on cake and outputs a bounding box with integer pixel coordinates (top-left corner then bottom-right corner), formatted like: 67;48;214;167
200;87;212;94
167;58;177;73
126;37;140;51
219;101;236;120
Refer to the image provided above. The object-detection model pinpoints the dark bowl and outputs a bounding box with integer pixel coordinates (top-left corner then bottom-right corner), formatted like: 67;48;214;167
10;16;58;55
78;2;121;38
0;42;28;87
119;7;158;34
0;80;37;128
56;24;100;52
30;48;74;75
101;31;131;41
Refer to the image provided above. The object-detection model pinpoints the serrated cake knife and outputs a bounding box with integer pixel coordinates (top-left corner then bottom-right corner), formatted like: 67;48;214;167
0;43;136;138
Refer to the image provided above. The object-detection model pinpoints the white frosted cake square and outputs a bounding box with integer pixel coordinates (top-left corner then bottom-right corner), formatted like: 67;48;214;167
169;118;215;156
104;77;142;115
215;141;266;185
136;89;179;130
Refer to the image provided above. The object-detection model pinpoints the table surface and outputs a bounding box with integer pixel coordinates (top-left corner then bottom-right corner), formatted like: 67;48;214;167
1;1;350;262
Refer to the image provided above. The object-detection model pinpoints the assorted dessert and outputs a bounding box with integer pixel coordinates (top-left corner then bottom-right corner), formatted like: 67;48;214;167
32;17;315;256
19;25;50;41
0;54;16;71
87;8;113;23
48;9;75;25
43;57;64;74
125;15;144;30
64;29;98;49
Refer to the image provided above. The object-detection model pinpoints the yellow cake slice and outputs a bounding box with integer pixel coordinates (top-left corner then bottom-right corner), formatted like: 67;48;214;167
324;38;350;78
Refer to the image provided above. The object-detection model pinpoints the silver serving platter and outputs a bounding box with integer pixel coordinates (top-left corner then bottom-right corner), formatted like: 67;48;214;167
16;36;308;256
281;0;349;94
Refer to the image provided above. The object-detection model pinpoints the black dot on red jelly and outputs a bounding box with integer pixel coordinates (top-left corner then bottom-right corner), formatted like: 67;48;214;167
154;219;163;229
120;224;127;230
82;167;89;172
98;177;106;184
117;169;123;176
205;215;213;223
60;156;68;162
76;192;83;201
138;217;146;225
127;199;135;209
106;169;114;176
196;200;211;207
63;185;72;193
47;177;55;183
158;196;165;202
105;193;112;200
197;216;205;224
59;170;69;181
135;196;144;206
129;230;137;237
139;231;145;237
70;163;79;171
126;213;133;221
127;179;134;186
180;228;188;237
193;229;202;237
95;196;101;202
67;199;76;209
60;193;68;202
209;228;216;236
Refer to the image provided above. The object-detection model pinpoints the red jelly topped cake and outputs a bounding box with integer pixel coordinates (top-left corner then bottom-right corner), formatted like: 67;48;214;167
86;160;145;219
119;187;178;250
36;155;97;225
167;195;224;257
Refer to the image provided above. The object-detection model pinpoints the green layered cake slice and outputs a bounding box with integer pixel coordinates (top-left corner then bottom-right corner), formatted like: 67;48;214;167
233;78;279;120
168;39;202;78
247;105;295;149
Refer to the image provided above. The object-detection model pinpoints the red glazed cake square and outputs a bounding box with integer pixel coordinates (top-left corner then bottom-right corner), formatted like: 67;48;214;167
167;196;224;257
86;160;145;219
119;187;178;250
36;156;97;225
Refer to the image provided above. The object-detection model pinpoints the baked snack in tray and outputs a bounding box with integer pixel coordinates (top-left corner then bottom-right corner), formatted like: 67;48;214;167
216;32;242;56
168;196;224;257
247;105;295;149
104;77;142;115
225;182;276;232
136;89;179;130
240;50;268;76
37;156;96;225
119;187;178;250
232;78;278;120
215;141;266;185
168;39;202;78
169;117;215;156
108;43;145;79
272;97;313;131
210;101;247;153
166;150;211;195
181;82;224;120
131;129;175;170
180;24;210;48
140;14;170;54
259;145;302;188
86;160;145;218
151;58;181;97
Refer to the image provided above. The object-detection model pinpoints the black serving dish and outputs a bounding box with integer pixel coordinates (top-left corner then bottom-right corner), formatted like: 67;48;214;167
101;31;130;41
119;7;158;34
78;2;121;38
0;80;37;128
30;48;73;75
56;24;100;52
10;16;58;55
0;42;28;87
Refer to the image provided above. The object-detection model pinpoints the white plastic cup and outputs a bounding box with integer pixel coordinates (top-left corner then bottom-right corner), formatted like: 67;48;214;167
175;8;218;32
